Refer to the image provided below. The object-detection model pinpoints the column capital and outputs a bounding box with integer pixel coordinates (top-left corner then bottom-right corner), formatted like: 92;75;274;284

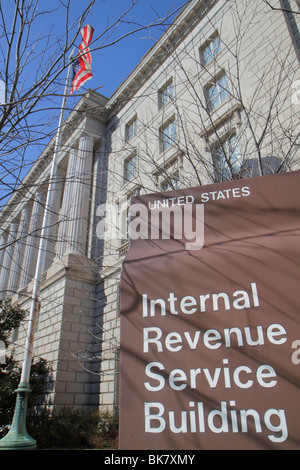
0;220;19;297
79;133;94;143
9;220;19;235
77;132;102;151
78;134;94;152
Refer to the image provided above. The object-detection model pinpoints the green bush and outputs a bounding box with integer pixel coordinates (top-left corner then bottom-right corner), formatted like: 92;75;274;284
0;298;52;438
27;407;119;449
0;355;51;437
0;299;26;344
90;408;119;449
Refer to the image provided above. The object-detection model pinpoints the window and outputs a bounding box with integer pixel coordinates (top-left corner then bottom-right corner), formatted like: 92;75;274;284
206;74;230;110
201;34;221;66
160;118;176;152
125;116;137;141
121;204;130;241
158;79;174;109
161;173;180;191
123;154;137;182
243;156;284;178
213;134;241;182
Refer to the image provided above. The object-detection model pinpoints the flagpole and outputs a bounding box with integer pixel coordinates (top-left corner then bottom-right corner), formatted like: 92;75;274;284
0;49;74;450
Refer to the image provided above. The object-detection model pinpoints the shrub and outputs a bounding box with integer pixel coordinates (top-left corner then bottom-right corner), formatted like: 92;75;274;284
0;355;51;437
0;299;26;344
27;407;119;449
89;408;119;449
28;408;98;449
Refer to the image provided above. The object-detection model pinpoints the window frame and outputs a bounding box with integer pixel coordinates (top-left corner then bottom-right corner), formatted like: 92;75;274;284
206;73;230;111
159;117;177;153
200;33;221;66
123;153;138;183
158;78;174;109
125;115;137;142
213;134;242;182
160;171;180;191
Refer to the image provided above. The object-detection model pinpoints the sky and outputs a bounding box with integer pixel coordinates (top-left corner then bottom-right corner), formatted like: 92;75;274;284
63;0;189;99
0;0;189;204
50;0;187;97
0;1;189;102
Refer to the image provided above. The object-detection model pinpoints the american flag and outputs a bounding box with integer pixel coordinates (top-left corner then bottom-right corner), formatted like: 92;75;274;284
71;25;94;94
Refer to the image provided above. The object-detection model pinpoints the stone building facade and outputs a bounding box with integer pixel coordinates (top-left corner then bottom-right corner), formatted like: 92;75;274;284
0;0;299;412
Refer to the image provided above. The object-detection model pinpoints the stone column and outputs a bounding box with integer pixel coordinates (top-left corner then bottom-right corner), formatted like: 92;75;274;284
18;191;46;289
64;135;94;256
0;233;7;269
42;171;65;271
6;206;31;295
55;148;78;258
0;221;19;298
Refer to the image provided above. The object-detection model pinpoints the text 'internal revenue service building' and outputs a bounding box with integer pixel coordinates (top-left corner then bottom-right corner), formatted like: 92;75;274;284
119;171;300;450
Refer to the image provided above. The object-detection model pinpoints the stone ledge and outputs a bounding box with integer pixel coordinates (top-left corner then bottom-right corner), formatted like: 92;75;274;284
52;252;99;283
12;252;99;304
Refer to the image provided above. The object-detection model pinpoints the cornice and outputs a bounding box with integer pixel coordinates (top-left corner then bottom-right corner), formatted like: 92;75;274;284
106;0;219;116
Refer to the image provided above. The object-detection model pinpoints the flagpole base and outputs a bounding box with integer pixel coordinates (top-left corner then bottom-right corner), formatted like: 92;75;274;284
0;383;37;450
